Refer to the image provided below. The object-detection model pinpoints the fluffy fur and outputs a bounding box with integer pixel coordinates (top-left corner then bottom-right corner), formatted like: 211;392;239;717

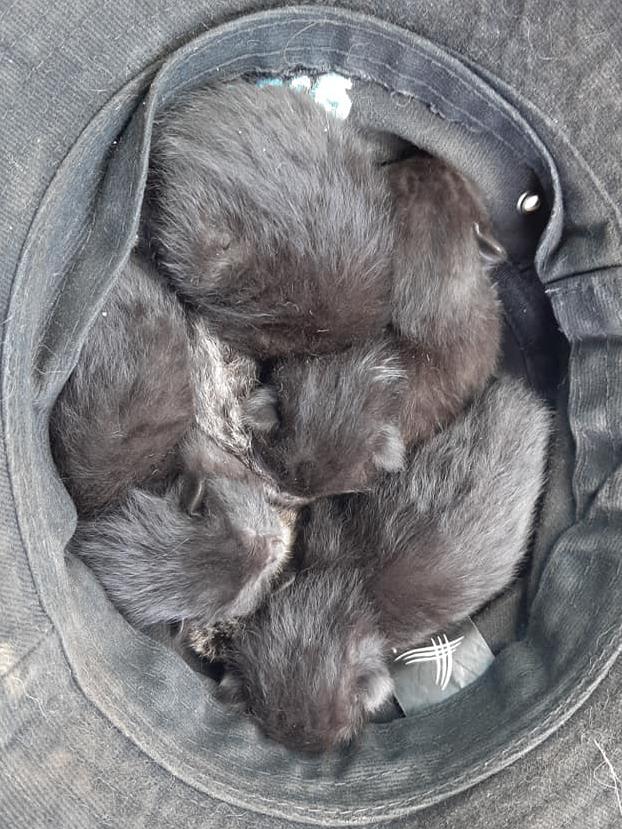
243;339;407;498
183;567;297;661
50;254;194;515
71;477;290;630
301;378;551;650
149;80;394;357
180;311;263;514
388;155;504;444
184;311;308;510
187;312;258;459
239;155;505;497
218;568;393;752
178;426;298;540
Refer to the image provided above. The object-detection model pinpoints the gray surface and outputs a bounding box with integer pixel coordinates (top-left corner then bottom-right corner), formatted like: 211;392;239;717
1;2;621;826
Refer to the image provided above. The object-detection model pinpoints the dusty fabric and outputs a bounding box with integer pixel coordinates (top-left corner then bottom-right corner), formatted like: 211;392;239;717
1;3;621;826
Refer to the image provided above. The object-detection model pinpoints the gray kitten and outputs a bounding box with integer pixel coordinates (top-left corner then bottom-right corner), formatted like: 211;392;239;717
186;312;258;460
50;254;194;515
218;567;393;752
179;312;264;512
164;316;298;650
71;476;290;630
50;253;296;640
302;378;551;650
149;80;394;358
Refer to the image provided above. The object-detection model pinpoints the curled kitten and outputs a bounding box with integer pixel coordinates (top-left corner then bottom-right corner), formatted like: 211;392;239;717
243;338;407;499
218;568;393;752
149;80;394;357
301;378;551;650
50;254;194;515
241;157;505;497
139;310;298;658
388;154;504;444
71;474;290;630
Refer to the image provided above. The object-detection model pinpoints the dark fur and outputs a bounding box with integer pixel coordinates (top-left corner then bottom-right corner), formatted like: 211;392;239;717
301;378;551;650
186;312;258;461
71;475;290;630
178;426;298;534
183;567;298;661
240;156;504;497
149;81;394;357
388;155;504;444
182;315;305;508
50;254;194;515
218;568;393;752
243;339;407;498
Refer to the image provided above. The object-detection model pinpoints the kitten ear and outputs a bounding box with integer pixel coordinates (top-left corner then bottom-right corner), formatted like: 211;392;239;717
179;470;205;517
354;633;395;713
216;671;247;710
243;387;280;433
474;222;506;267
372;424;406;472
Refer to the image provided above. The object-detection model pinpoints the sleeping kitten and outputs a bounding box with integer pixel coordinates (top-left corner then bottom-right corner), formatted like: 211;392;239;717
50;254;194;515
388;154;505;445
71;470;290;631
216;380;548;751
149;80;394;358
242;338;407;499
301;378;551;650
241;155;505;497
218;567;393;752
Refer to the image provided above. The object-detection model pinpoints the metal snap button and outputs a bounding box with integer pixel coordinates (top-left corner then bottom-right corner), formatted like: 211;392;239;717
517;191;541;213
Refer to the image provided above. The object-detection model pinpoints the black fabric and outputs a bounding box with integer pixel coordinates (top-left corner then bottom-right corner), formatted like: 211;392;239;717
1;3;621;826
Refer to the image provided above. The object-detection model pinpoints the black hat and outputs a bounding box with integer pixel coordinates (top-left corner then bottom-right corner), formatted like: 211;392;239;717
2;5;620;826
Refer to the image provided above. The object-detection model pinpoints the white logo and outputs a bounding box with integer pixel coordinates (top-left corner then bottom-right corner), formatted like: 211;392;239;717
393;634;464;691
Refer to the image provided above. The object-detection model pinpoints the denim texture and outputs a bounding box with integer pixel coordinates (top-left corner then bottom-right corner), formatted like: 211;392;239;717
1;4;621;826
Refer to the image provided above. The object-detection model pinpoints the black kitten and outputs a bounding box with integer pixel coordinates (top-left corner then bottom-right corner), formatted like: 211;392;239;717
301;378;551;650
149;81;394;358
50;254;194;515
241;156;505;498
388;154;504;444
71;472;290;630
243;338;407;499
218;567;393;752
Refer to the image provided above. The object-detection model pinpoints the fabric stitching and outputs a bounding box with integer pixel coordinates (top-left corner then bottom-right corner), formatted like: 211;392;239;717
0;624;54;684
92;627;622;821
153;15;550;173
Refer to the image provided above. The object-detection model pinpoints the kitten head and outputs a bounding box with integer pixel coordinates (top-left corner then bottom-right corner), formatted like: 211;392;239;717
218;568;393;752
177;430;292;621
244;341;406;499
